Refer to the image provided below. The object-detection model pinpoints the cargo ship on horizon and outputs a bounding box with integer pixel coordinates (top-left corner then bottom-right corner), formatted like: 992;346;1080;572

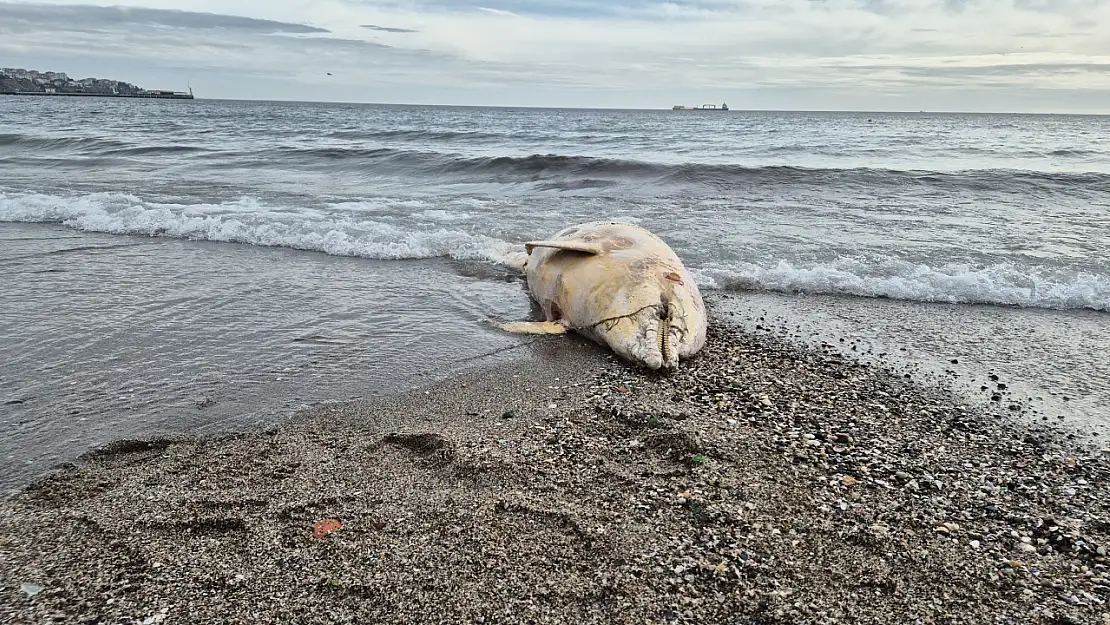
672;102;729;111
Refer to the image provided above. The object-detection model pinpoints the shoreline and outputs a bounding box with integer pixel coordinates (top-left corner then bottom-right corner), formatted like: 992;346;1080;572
718;291;1110;444
1;304;1108;623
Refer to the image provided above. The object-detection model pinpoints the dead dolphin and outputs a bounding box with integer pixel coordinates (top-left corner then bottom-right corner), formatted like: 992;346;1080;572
500;221;707;370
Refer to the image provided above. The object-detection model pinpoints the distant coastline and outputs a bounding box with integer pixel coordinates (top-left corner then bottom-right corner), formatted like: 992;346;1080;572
0;67;193;100
0;90;194;99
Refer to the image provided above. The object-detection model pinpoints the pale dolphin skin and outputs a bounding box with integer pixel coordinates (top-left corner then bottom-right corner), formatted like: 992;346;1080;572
500;221;707;370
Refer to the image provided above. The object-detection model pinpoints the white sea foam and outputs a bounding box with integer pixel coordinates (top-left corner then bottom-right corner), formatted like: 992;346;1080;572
0;191;518;263
418;209;473;222
693;257;1110;312
4;190;1107;312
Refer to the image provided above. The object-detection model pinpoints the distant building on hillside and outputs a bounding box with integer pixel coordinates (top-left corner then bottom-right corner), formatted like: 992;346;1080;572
1;67;193;99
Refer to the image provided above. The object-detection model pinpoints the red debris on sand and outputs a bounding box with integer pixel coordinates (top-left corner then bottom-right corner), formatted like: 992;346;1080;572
312;519;342;539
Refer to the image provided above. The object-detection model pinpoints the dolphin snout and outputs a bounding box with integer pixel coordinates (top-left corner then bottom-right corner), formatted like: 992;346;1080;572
631;308;679;371
594;302;682;371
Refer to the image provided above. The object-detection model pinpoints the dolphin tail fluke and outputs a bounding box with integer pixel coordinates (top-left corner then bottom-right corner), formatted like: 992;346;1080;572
524;240;603;255
498;321;568;335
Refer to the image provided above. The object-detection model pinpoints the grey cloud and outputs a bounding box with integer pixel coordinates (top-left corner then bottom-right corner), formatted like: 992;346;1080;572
0;13;481;86
1013;31;1069;38
859;0;889;16
0;2;328;34
361;24;418;33
901;63;1110;78
1014;0;1106;15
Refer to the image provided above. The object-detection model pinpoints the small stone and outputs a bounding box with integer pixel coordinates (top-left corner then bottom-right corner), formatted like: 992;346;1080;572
970;540;981;549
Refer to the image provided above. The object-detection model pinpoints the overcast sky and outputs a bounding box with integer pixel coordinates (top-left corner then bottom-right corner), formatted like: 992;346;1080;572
2;0;1108;112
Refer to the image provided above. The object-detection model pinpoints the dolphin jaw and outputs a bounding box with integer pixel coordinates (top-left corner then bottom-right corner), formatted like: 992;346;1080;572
596;304;682;371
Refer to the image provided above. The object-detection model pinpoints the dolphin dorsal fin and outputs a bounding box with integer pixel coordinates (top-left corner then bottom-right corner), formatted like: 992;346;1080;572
524;240;603;255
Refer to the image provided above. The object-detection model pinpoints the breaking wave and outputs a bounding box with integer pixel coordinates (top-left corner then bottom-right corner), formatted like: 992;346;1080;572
695;258;1110;312
0;191;517;263
3;190;1107;313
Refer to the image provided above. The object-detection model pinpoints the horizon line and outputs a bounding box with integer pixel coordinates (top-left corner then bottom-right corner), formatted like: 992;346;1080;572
185;96;1110;117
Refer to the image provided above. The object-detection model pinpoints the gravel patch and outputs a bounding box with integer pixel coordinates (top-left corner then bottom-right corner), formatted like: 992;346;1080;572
1;300;1108;624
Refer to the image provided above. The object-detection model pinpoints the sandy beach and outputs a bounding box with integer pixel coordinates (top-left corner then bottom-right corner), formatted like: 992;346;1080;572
1;297;1108;624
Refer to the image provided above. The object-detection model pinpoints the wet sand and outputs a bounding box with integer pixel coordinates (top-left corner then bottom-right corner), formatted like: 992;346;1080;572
1;302;1108;624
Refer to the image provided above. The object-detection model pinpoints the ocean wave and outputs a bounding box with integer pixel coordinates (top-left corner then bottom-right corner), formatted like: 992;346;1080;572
0;133;206;158
327;129;511;142
100;145;210;156
0;132;127;152
0;191;517;263
695;257;1110;312
7;127;1109;192
1048;148;1100;157
232;148;1110;191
